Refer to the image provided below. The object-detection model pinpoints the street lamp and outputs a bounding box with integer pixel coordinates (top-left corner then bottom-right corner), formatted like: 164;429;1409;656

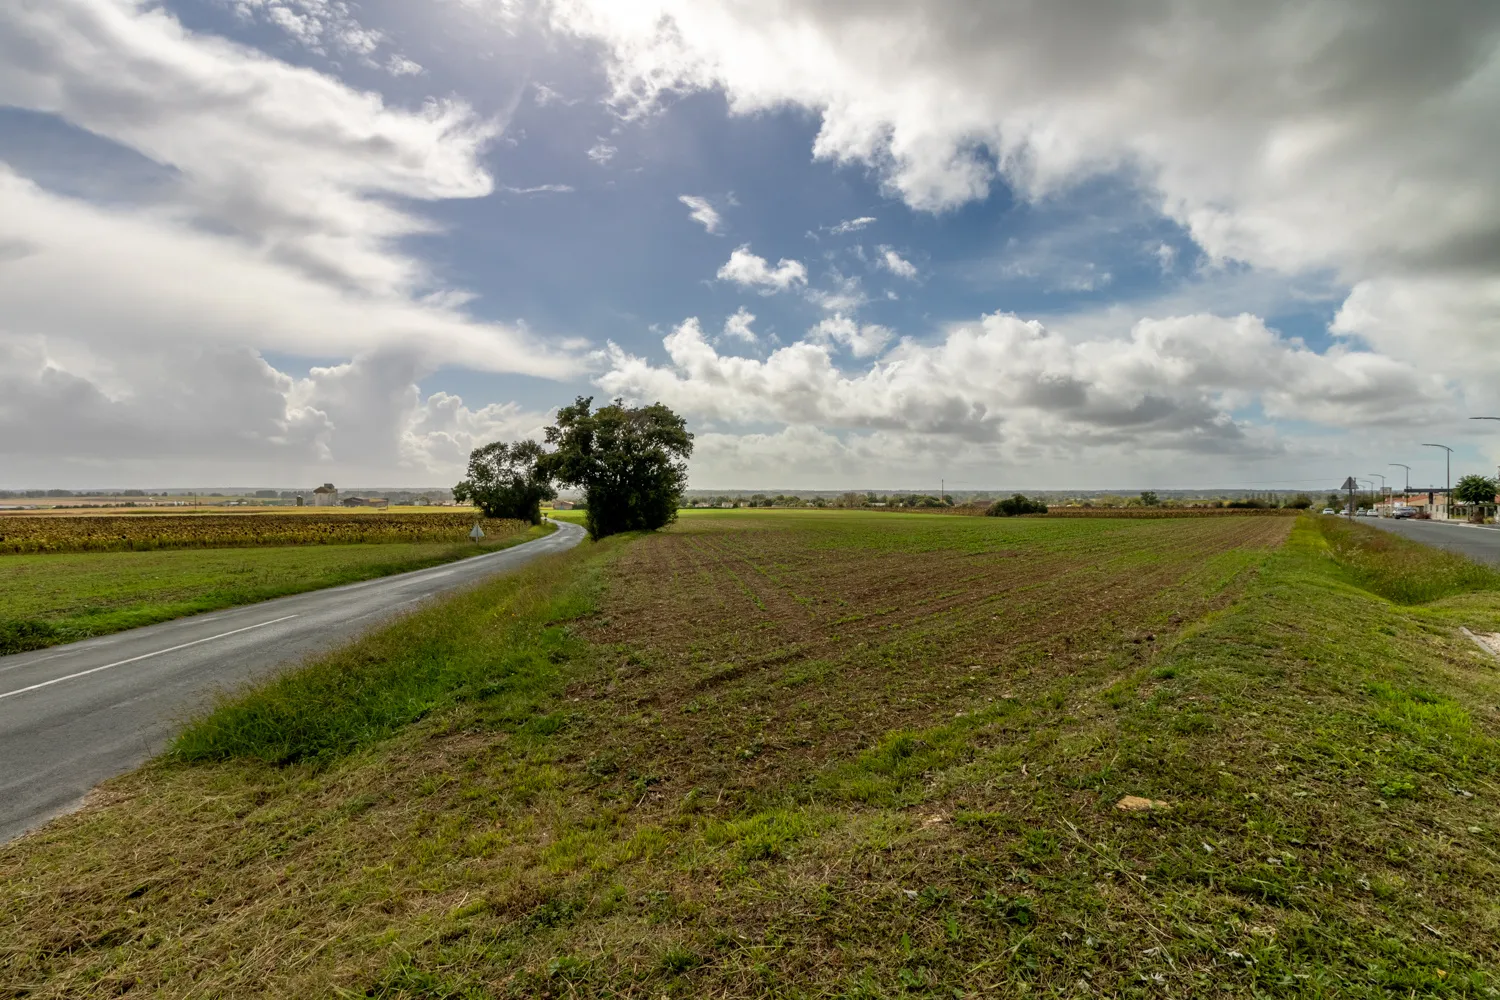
1472;418;1500;479
1368;473;1386;499
1422;443;1453;511
1390;463;1411;495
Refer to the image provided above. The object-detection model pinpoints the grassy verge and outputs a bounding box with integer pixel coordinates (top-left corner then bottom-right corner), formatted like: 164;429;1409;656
0;523;555;655
3;513;1500;997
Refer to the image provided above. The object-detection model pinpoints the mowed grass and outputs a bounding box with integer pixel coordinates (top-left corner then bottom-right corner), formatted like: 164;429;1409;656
0;525;554;655
4;511;1500;997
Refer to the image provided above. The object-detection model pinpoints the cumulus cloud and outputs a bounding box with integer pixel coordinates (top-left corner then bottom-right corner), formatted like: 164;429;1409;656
678;194;722;233
808;315;892;358
877;246;918;280
587;139;617;165
550;0;1500;386
721;306;757;343
716;245;808;293
597;311;1452;463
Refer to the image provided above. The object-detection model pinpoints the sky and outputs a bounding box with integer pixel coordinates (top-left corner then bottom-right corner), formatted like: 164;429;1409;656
2;1;1499;493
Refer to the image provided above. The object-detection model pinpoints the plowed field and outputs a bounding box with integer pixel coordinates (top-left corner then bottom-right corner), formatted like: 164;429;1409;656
580;510;1291;794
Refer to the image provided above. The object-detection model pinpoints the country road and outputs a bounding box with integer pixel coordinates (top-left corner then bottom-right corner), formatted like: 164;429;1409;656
1364;515;1500;566
0;519;585;844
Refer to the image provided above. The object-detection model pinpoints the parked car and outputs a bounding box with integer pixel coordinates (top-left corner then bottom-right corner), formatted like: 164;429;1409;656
1392;506;1417;519
1321;507;1336;514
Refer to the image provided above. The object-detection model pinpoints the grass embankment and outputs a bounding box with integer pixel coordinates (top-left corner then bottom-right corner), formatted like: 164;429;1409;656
4;512;1500;997
0;524;553;655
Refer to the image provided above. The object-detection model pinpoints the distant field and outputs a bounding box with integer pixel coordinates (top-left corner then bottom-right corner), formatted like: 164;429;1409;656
5;511;1500;997
0;524;552;654
0;511;520;554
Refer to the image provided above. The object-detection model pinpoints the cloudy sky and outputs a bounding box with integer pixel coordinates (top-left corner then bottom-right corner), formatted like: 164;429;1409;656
3;0;1498;491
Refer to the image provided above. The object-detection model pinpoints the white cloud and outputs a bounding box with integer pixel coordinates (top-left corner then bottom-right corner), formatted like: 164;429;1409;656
829;216;876;234
386;54;424;76
805;272;866;313
587;139;617;165
722;306;757;343
1154;243;1177;273
597;311;1452;460
716;245;808;293
877;245;918;280
0;0;580;484
678;194;722;233
549;1;1500;390
808;315;891;358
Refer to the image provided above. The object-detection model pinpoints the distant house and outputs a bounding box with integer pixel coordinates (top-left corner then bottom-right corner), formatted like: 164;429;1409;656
553;500;575;510
340;496;371;508
312;483;338;507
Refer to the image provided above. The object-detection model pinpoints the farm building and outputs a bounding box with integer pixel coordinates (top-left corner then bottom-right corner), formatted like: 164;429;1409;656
552;500;576;510
312;483;338;506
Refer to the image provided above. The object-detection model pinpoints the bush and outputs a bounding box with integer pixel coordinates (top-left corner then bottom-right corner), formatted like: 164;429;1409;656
986;494;1048;517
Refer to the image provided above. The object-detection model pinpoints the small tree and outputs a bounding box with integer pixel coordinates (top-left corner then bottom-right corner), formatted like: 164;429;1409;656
1287;494;1313;509
452;440;554;524
542;396;693;540
1453;474;1498;506
986;494;1049;517
1139;490;1160;506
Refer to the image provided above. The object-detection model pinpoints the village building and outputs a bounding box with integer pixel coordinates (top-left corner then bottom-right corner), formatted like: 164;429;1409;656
312;483;338;506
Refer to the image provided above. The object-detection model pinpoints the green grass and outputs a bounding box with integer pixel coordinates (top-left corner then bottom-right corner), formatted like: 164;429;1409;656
0;524;555;655
4;512;1500;998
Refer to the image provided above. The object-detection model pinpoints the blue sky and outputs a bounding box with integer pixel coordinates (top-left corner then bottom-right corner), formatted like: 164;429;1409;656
2;1;1498;490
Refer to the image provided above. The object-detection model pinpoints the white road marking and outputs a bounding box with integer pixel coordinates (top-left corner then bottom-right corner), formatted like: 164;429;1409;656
0;615;300;702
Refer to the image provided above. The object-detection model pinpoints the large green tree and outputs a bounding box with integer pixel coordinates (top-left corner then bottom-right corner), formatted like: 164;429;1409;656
452;440;555;525
541;397;693;540
1452;474;1498;506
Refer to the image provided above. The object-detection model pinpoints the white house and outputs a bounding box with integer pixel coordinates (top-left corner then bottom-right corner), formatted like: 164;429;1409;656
312;483;338;506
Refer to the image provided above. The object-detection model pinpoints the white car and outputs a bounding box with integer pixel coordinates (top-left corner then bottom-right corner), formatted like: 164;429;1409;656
1321;507;1335;514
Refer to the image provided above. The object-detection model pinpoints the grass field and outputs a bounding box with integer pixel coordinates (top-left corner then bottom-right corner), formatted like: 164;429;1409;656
0;524;552;655
4;511;1500;997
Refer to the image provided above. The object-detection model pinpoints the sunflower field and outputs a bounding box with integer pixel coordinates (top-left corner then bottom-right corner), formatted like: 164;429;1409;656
0;513;529;555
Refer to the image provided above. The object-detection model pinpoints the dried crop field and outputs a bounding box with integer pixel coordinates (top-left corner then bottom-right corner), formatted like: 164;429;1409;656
0;512;525;554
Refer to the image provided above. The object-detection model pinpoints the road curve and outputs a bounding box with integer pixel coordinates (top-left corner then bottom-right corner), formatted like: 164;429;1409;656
0;519;585;844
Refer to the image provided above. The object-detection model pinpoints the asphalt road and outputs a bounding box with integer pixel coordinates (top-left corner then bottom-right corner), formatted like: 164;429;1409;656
1363;516;1500;565
0;519;584;844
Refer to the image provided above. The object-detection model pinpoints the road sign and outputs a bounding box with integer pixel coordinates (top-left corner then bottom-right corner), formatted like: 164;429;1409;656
469;523;485;542
1340;477;1357;491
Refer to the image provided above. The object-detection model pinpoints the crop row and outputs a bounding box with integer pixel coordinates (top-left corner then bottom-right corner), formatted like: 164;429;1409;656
0;513;528;555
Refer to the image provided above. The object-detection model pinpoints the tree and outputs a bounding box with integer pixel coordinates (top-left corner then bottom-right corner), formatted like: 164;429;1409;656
542;396;693;540
452;440;555;524
1139;490;1160;506
1453;474;1498;506
1287;494;1313;509
986;494;1048;517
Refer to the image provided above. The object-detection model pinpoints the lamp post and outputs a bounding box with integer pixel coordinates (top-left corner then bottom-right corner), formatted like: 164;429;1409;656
1422;443;1453;515
1472;418;1500;480
1368;473;1387;507
1359;480;1374;508
1389;463;1411;496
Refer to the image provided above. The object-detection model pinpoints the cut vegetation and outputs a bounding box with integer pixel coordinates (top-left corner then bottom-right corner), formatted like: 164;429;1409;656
0;519;547;654
3;511;1499;997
